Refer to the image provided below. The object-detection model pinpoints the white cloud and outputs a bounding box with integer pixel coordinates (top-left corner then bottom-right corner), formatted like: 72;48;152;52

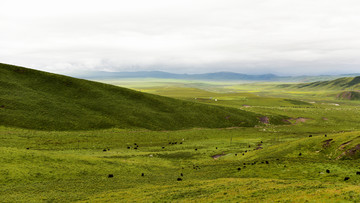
1;0;360;75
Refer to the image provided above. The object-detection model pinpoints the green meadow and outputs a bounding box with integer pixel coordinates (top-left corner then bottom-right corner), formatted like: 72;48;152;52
1;63;360;202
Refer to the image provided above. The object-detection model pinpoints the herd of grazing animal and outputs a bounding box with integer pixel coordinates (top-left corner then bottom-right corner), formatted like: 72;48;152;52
100;136;360;182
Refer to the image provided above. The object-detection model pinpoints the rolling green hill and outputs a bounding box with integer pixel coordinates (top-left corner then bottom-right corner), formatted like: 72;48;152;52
278;76;360;90
0;63;279;130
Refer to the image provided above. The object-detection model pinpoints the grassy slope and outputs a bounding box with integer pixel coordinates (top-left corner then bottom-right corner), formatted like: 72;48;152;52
273;76;360;101
0;63;277;131
1;126;360;202
278;76;360;90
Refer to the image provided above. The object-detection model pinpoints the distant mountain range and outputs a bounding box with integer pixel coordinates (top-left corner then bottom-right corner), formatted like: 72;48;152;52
77;71;280;80
75;71;360;82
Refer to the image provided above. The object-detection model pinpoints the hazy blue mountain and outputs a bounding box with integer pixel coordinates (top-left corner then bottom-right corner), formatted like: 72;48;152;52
74;71;360;82
76;71;282;81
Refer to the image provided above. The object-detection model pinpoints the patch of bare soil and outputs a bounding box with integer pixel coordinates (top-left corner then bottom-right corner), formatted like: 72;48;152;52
212;153;226;159
283;117;310;125
339;141;352;150
336;144;360;160
336;152;346;160
322;139;333;148
346;144;360;156
295;117;308;123
255;143;263;150
322;117;329;120
259;116;269;124
337;91;360;100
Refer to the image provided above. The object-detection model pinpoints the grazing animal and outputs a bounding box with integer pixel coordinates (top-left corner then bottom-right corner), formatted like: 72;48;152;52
195;148;197;151
265;161;269;164
103;149;107;152
193;165;200;170
180;142;183;144
134;143;137;145
243;163;246;165
162;147;165;149
344;177;350;181
181;173;183;176
235;154;237;156
299;152;302;156
248;145;251;148
325;134;327;137
261;141;263;143
309;135;312;137
356;171;360;175
169;142;171;144
216;147;218;149
177;178;182;181
326;169;330;173
26;148;29;150
127;147;130;149
134;147;138;150
242;153;244;155
108;148;110;151
141;173;144;176
245;150;247;153
108;174;113;178
237;168;241;171
243;166;246;168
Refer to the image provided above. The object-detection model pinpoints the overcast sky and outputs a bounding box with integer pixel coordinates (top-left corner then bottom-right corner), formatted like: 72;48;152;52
1;0;360;75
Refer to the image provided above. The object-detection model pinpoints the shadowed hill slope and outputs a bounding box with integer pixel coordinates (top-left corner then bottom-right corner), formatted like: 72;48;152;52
0;63;278;130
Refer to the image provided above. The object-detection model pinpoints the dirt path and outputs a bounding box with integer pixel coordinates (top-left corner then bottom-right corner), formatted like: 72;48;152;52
212;153;226;159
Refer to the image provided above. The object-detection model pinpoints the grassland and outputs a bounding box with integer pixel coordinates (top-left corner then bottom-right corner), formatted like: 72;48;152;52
278;76;360;90
1;66;360;202
1;122;360;202
1;63;281;131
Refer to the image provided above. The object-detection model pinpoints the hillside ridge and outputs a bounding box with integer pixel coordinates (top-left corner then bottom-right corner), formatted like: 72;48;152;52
0;63;279;130
278;76;360;90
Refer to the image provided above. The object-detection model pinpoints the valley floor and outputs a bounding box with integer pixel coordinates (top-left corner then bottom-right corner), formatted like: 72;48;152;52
1;122;360;202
